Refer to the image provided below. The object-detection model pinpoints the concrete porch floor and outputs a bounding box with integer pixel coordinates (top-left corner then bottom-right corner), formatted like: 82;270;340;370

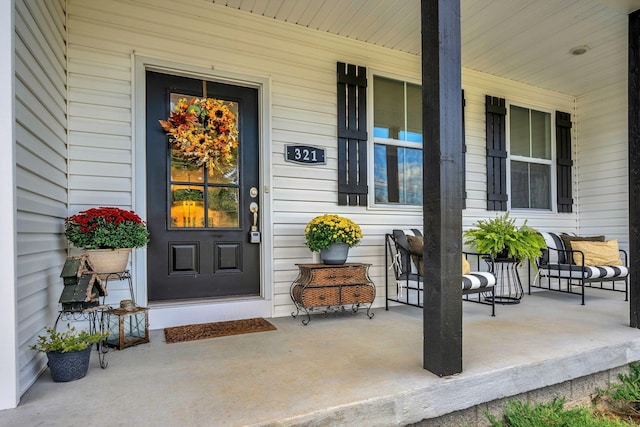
2;288;640;427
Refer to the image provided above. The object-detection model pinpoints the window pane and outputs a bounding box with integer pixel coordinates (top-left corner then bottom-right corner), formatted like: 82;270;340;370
374;143;422;205
510;161;529;209
510;161;551;210
531;110;551;159
404;83;422;143
398;147;423;204
530;163;551;209
510;105;530;156
374;76;404;140
170;185;205;228
207;187;239;227
170;149;204;183
374;144;389;203
209;100;239;184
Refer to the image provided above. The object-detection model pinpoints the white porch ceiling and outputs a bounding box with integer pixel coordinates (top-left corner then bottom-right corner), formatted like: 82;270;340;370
211;0;640;96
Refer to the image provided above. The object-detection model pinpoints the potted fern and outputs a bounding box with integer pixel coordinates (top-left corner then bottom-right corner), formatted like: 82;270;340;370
463;212;546;263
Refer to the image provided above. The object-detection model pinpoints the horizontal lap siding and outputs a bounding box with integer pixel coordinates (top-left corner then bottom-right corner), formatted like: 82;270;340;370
15;0;67;396
576;82;629;248
67;0;589;317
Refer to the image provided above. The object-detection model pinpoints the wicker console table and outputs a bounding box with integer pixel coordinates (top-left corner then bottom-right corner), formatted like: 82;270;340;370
290;263;375;325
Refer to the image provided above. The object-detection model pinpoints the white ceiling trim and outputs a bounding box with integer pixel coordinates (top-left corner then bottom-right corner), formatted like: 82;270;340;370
211;0;640;96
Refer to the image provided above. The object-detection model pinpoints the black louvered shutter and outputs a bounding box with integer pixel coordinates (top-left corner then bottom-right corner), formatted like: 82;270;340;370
337;62;368;206
462;90;467;209
485;95;507;211
556;111;573;212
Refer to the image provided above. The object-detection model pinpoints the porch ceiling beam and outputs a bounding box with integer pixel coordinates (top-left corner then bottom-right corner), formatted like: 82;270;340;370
421;0;464;376
629;9;640;328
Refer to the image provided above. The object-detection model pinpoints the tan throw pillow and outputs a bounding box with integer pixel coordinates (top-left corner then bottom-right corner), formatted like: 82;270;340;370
570;240;623;266
560;234;605;264
462;256;471;275
406;235;424;276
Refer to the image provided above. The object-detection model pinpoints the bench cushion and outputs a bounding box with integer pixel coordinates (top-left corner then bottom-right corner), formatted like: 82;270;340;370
539;264;629;279
462;272;496;290
396;275;495;291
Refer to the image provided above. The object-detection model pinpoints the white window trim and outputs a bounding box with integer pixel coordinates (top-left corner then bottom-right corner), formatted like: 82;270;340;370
506;101;557;213
367;70;423;210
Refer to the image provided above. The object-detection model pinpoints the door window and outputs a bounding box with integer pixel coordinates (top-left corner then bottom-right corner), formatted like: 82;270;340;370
168;93;240;228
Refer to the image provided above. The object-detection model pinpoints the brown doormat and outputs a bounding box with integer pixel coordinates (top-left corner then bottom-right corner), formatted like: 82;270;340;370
164;318;276;344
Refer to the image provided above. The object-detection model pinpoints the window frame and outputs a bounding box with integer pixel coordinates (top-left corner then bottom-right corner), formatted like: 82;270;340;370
506;101;557;213
368;71;423;210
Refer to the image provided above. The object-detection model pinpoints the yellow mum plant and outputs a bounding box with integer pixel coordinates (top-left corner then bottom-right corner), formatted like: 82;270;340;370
304;214;363;252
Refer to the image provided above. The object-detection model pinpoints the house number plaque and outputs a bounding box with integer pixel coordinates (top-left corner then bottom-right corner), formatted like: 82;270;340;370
285;145;326;165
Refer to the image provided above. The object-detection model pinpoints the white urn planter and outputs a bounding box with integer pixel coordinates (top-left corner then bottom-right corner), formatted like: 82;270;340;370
84;248;132;277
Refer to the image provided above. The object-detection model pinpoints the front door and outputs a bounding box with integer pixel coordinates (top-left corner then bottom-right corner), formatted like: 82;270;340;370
145;70;260;302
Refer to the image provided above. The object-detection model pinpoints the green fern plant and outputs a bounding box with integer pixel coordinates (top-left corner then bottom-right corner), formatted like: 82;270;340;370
463;212;546;263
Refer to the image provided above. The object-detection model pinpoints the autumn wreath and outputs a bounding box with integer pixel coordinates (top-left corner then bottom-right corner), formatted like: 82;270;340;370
159;97;239;172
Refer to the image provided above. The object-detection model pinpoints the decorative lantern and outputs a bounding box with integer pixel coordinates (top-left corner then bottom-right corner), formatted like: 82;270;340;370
104;305;149;350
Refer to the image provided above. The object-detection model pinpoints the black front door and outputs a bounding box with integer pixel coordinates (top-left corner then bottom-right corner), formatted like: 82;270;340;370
145;70;260;301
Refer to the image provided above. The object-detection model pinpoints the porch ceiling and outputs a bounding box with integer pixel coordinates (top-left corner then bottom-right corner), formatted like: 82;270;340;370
211;0;640;96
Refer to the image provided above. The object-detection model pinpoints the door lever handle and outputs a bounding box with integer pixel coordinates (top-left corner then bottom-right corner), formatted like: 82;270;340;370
249;202;259;232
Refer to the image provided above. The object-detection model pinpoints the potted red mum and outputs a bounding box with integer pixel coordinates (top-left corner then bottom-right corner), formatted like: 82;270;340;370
64;207;149;276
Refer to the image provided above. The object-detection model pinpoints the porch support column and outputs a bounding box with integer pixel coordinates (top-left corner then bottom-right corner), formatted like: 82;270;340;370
0;0;18;409
629;10;640;328
421;0;463;375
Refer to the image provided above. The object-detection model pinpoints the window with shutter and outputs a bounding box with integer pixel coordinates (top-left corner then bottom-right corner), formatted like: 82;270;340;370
485;95;573;213
485;96;508;211
337;62;368;206
556;111;573;213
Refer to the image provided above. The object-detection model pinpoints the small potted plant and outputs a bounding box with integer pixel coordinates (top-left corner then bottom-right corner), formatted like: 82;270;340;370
64;207;150;275
463;212;546;264
304;214;363;265
31;327;105;382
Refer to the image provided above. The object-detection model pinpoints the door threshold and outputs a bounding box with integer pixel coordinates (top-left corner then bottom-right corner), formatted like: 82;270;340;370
148;295;264;308
147;298;272;329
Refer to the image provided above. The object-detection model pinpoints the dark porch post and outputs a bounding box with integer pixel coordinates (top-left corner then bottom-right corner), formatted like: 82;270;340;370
629;10;640;328
421;0;463;375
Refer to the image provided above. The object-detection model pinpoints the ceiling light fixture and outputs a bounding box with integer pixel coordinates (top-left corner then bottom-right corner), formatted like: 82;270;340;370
569;45;590;56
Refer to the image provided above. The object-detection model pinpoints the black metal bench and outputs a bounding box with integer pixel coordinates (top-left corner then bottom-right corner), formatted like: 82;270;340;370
384;229;497;316
532;232;629;305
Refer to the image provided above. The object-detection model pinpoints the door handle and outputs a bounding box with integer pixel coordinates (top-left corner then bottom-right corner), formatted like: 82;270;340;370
249;202;259;231
249;202;260;244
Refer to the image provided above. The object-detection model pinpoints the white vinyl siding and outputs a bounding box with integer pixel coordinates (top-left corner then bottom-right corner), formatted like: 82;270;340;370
576;81;629;248
14;0;67;396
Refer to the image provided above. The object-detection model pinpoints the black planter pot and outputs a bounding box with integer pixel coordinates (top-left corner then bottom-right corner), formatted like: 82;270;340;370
46;346;91;382
496;248;510;260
